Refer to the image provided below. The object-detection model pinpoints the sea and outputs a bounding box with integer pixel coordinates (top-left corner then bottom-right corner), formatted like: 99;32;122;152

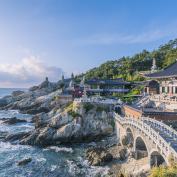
0;88;109;177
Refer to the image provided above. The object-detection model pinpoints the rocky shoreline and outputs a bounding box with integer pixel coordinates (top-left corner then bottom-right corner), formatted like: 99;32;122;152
0;80;151;176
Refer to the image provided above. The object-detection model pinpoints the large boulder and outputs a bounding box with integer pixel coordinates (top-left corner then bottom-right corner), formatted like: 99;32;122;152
12;90;25;97
32;113;50;128
17;158;32;166
86;147;113;166
50;113;73;128
119;148;127;161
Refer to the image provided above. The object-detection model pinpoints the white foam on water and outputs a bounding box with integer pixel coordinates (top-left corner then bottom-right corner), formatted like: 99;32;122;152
36;157;46;163
0;142;31;152
51;165;57;172
66;160;79;175
78;157;110;177
46;146;74;153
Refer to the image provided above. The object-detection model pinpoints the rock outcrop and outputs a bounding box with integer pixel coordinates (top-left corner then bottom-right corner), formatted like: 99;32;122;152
20;102;114;146
0;79;63;114
86;147;113;166
17;158;32;166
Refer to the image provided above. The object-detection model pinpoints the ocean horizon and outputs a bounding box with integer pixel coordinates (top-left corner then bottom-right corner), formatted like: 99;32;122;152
0;88;28;98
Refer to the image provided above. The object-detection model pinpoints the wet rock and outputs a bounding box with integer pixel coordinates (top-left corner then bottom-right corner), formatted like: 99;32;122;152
2;117;27;125
23;107;50;115
119;148;127;161
17;158;32;166
12;90;25;97
5;132;30;142
86;147;113;166
33;113;50;128
0;131;8;140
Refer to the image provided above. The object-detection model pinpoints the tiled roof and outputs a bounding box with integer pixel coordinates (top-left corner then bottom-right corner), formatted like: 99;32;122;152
145;61;177;78
86;78;130;85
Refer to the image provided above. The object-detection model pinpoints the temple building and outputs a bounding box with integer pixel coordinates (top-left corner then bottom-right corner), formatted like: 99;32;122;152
144;60;177;95
123;60;177;121
85;78;130;96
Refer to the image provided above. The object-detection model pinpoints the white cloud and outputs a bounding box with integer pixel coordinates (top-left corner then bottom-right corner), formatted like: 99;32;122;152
0;56;63;88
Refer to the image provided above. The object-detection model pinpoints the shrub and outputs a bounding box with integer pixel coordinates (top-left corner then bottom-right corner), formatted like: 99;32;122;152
68;110;82;118
83;103;94;113
64;102;73;112
149;165;177;177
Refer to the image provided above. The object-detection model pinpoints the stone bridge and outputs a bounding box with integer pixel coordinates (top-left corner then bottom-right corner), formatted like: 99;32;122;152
114;113;177;168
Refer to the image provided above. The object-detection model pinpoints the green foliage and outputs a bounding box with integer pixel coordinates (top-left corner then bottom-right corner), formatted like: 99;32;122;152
81;39;177;82
83;103;94;113
121;85;144;103
68;110;82;118
149;165;177;177
64;102;73;112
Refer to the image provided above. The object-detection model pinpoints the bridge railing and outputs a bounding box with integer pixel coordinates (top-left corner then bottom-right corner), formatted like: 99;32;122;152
114;113;177;161
141;117;177;140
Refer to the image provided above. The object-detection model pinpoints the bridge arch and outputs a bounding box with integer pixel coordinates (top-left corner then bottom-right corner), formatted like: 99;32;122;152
135;136;148;152
126;127;134;146
134;136;149;160
150;150;167;167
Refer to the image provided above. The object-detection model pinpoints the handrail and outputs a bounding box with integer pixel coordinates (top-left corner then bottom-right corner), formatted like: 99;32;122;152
141;117;177;139
114;113;177;161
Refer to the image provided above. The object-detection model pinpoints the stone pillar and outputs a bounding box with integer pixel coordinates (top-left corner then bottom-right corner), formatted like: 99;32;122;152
165;87;168;94
169;86;172;95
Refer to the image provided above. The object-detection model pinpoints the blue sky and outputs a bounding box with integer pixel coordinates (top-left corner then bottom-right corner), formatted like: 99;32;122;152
0;0;177;87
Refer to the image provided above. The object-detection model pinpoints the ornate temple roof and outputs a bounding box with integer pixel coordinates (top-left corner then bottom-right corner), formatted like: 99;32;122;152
145;61;177;79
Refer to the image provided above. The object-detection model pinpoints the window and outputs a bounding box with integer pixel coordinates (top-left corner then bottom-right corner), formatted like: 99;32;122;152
162;87;165;93
175;87;177;94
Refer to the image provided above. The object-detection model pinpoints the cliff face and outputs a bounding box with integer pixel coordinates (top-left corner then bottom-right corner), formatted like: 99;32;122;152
20;102;114;146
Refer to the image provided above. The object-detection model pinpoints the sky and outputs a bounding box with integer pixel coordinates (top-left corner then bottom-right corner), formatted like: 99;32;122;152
0;0;177;87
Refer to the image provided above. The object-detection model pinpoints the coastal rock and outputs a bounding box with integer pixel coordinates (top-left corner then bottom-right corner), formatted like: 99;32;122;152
53;121;81;142
0;131;8;140
49;113;73;128
12;90;25;97
17;158;32;166
0;98;8;107
2;117;27;125
20;103;114;146
24;107;50;115
86;147;113;166
119;148;127;161
33;113;50;128
5;132;30;142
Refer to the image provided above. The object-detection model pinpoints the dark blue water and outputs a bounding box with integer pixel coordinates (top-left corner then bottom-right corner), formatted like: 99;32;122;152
0;89;109;177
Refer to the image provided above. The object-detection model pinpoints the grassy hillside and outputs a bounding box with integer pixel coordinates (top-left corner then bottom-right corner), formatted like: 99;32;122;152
82;38;177;82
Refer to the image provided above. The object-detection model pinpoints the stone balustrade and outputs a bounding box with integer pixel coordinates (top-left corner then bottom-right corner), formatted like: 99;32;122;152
74;97;122;105
150;95;177;104
114;113;177;162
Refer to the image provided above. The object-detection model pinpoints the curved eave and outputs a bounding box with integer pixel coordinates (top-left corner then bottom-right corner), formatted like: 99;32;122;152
145;75;177;79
